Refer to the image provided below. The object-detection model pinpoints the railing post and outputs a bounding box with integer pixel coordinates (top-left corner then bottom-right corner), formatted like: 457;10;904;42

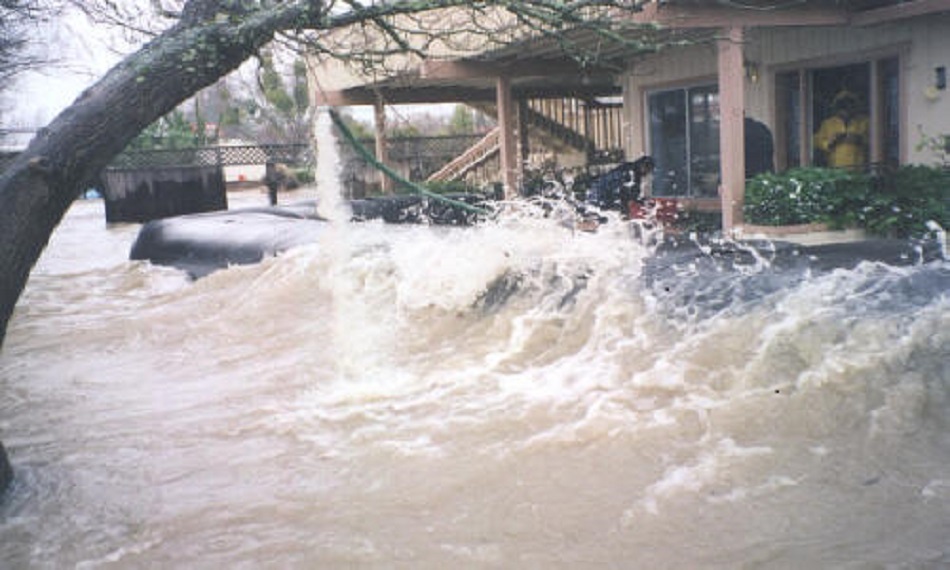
496;75;520;199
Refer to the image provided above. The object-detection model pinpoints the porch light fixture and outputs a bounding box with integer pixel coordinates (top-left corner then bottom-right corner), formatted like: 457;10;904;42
936;66;946;91
744;60;760;83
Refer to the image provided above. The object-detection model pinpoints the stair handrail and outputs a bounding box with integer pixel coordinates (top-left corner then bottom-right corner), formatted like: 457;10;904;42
427;127;501;182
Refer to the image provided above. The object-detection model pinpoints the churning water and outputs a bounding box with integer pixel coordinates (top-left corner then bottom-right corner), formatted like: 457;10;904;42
1;121;949;567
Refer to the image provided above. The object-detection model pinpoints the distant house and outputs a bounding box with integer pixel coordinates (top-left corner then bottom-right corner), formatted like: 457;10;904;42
311;0;950;233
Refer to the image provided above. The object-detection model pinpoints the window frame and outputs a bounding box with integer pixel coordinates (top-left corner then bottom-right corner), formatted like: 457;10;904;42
772;49;905;171
644;81;721;198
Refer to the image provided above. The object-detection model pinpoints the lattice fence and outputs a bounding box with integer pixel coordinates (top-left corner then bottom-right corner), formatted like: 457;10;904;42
109;144;312;170
108;135;480;181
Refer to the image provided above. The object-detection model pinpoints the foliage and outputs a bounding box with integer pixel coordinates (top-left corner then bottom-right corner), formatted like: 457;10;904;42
744;166;949;238
861;166;950;238
126;110;213;150
671;209;722;234
0;0;43;83
914;128;950;167
293;167;314;185
390;123;421;138
340;111;373;140
259;51;295;117
241;51;310;142
421;180;482;195
744;167;866;227
445;105;476;135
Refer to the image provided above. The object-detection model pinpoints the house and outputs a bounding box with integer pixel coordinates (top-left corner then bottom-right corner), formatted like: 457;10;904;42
310;0;950;234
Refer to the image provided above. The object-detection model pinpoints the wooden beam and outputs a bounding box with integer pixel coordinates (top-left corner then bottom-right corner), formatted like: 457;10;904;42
631;2;848;28
420;59;618;81
851;0;950;26
319;87;498;106
717;25;746;234
319;82;622;108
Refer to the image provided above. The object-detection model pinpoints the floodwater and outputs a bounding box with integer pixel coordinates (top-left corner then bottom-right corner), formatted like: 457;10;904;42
2;156;950;567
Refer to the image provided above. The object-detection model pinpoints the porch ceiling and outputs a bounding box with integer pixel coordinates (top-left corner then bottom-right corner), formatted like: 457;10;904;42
317;24;707;107
317;66;621;107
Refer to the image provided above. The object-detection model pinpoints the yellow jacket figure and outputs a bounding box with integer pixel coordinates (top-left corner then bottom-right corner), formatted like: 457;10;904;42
814;91;869;169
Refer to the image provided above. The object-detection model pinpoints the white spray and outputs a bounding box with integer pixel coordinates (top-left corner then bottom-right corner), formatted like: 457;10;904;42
310;106;398;383
312;106;351;223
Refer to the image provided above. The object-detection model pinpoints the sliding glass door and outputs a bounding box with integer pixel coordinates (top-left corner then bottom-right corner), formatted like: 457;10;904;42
648;84;720;198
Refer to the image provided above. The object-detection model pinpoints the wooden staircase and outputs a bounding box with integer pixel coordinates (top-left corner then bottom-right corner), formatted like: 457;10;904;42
426;127;501;183
521;100;596;155
427;96;623;184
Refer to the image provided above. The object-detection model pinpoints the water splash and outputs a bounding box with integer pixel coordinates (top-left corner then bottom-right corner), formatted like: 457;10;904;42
312;106;350;223
926;220;947;260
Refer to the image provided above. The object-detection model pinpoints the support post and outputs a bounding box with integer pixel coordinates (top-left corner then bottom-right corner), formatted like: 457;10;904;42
374;97;393;194
264;162;279;206
717;25;746;234
496;75;519;199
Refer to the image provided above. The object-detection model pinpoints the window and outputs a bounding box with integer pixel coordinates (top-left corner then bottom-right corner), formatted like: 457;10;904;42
879;57;901;166
776;71;802;168
648;85;720;198
776;57;900;171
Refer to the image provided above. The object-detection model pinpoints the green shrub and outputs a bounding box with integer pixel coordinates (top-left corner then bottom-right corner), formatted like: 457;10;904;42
293;167;314;184
744;166;949;238
420;180;482;195
671;208;722;234
860;166;950;238
744;167;866;227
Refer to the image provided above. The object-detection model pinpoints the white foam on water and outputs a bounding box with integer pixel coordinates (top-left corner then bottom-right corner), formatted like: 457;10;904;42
632;438;774;516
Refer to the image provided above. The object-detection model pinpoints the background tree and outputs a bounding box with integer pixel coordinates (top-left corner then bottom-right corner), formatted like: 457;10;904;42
0;0;52;139
253;50;310;142
146;51;312;145
0;0;45;83
127;106;220;150
445;104;476;135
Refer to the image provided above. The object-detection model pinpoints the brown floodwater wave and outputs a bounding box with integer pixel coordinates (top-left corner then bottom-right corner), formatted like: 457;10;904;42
1;196;949;569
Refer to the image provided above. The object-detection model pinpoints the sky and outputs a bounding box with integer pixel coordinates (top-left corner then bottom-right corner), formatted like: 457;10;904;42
4;7;128;133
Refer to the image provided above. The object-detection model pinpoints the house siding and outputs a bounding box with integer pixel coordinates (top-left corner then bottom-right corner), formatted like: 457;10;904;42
622;43;718;158
903;14;950;164
622;14;950;167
